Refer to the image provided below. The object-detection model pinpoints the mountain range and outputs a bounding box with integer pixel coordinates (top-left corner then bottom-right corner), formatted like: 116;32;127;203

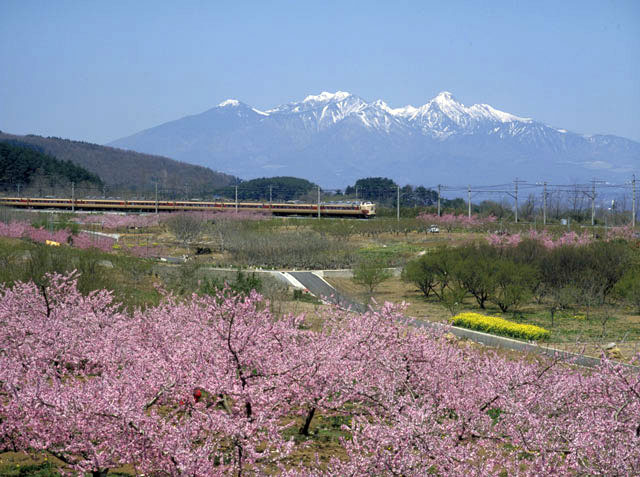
109;91;640;188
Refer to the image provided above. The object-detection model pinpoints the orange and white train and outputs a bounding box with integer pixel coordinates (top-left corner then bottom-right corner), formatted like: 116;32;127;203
0;197;376;218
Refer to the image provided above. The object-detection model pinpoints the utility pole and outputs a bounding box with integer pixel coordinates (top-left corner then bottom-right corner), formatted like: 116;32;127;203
437;184;441;217
269;185;272;209
633;174;636;228
514;178;518;224
17;184;21;197
582;178;602;227
506;179;526;224
103;185;106;199
71;182;75;213
155;182;158;215
317;186;321;219
467;185;471;219
235;185;238;213
355;185;358;201
397;185;400;222
591;179;596;226
543;181;547;226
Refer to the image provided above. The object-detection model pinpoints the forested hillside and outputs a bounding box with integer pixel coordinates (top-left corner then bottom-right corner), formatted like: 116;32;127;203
0;132;237;194
217;176;318;201
0;141;102;192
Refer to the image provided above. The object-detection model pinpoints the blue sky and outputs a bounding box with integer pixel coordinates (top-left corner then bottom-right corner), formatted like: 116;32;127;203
1;0;639;144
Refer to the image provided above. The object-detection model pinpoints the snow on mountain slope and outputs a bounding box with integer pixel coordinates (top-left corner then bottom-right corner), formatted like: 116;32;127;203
108;91;640;188
218;99;240;107
210;90;534;137
406;91;533;138
265;91;371;131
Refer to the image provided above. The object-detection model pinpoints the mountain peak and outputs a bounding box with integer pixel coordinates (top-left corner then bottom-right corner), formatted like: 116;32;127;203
416;91;532;126
303;91;351;103
218;99;241;107
372;99;417;118
433;91;457;103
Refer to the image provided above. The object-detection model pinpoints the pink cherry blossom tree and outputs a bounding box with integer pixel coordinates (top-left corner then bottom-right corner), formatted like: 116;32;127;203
0;276;311;476
488;229;593;249
0;220;115;251
1;275;639;476
418;213;497;232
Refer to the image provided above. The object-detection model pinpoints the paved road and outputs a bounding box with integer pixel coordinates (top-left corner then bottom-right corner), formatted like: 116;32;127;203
289;272;366;313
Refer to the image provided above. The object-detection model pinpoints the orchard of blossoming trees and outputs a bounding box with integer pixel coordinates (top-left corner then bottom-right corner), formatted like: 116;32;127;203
1;273;639;476
0;210;267;258
486;227;637;249
0;220;115;252
487;229;593;248
417;213;497;232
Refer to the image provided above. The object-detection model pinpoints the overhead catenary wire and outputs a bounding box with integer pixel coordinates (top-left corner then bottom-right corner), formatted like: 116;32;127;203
3;173;639;227
3;176;638;211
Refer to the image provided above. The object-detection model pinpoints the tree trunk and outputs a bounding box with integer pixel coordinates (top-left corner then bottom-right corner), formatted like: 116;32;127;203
236;443;243;477
300;406;316;436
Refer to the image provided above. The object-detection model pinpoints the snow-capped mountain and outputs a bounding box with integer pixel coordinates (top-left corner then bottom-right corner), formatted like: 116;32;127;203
108;91;639;188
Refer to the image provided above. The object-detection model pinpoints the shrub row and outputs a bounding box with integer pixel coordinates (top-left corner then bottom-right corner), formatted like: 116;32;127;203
403;239;635;317
452;312;550;341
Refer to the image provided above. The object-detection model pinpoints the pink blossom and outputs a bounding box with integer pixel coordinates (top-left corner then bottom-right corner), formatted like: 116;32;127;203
0;220;31;238
70;232;116;252
489;230;593;249
418;213;496;231
1;275;638;476
608;225;635;240
26;226;71;245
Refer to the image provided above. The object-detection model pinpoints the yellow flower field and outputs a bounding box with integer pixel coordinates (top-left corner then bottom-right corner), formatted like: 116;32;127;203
452;312;550;341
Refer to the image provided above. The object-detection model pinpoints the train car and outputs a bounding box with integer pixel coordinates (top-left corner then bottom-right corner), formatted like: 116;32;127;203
0;197;376;218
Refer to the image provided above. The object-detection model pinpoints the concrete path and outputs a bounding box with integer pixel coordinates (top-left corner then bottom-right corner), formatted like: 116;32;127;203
411;319;623;368
289;271;366;313
80;230;121;240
